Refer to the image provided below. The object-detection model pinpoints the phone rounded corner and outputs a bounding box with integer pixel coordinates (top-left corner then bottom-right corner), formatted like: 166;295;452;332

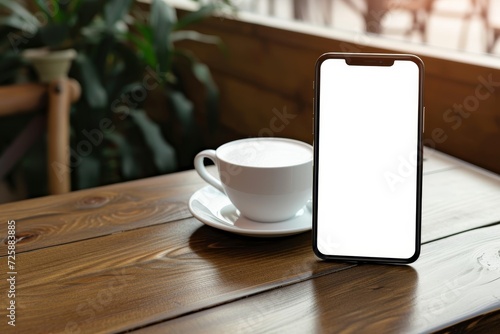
407;54;425;71
312;243;327;261
404;247;421;264
312;230;338;262
315;53;331;70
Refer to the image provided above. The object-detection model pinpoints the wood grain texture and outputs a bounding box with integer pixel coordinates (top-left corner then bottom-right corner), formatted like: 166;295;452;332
0;169;205;255
434;311;500;334
0;218;350;333
214;71;313;143
2;149;497;254
423;148;458;174
0;150;500;255
0;147;498;333
422;166;500;243
47;78;72;194
134;222;500;334
0;83;46;116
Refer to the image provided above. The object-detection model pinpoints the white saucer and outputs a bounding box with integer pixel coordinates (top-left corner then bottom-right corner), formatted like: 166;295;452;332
188;186;312;237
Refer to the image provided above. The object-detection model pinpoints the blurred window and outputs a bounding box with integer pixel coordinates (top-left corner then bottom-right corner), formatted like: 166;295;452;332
235;0;500;56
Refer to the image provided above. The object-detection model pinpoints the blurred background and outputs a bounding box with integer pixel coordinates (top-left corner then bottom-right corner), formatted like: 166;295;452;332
237;0;500;55
0;0;498;203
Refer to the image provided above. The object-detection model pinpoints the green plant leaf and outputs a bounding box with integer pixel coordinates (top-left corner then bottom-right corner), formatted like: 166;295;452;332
192;61;219;131
67;0;83;14
174;4;217;31
0;15;37;33
34;0;61;23
130;109;176;173
105;132;139;180
108;81;140;119
91;31;115;83
104;43;143;99
51;0;66;23
104;0;134;28
175;50;219;131
73;53;108;109
75;0;106;29
0;0;40;27
150;0;176;74
127;23;156;67
168;90;194;130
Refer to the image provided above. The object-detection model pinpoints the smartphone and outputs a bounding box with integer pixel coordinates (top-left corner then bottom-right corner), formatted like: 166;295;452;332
313;53;424;264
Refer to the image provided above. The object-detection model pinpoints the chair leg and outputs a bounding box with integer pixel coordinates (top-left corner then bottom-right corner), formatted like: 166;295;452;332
47;78;71;194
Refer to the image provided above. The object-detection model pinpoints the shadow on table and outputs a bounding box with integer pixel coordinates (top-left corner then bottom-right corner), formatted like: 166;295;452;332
188;224;418;331
188;225;341;287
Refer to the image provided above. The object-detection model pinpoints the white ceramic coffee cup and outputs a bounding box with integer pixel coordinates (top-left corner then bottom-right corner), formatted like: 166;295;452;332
194;137;312;222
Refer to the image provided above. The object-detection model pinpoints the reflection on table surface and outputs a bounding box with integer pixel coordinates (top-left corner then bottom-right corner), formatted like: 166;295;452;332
0;148;499;332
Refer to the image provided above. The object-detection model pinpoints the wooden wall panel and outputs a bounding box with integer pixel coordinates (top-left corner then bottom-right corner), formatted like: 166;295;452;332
212;71;313;143
176;12;500;174
178;25;318;106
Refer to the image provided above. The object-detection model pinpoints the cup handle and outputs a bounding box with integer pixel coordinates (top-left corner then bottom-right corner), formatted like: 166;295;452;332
194;150;225;194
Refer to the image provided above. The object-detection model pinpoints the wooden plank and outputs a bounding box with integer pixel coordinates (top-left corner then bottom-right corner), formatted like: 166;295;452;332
0;150;496;333
214;71;313;143
175;9;500;174
0;80;81;116
1;148;498;254
423;148;458;174
434;311;500;334
177;25;319;105
422;166;500;243
47;78;72;194
0;217;350;333
133;222;500;333
422;148;500;244
423;74;500;173
181;12;500;101
0;83;46;116
197;11;500;81
0;170;204;255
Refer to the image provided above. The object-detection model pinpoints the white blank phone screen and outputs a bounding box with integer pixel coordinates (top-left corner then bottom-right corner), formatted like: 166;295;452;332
317;59;420;259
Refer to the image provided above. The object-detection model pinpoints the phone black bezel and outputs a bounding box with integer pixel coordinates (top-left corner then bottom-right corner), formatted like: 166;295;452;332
312;52;424;264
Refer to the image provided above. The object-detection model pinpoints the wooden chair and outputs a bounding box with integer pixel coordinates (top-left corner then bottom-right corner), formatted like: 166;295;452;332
0;78;81;194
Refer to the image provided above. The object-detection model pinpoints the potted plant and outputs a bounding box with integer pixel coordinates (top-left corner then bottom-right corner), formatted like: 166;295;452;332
0;0;231;197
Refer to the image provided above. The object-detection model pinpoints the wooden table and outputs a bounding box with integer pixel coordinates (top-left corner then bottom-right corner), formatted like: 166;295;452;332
1;148;499;333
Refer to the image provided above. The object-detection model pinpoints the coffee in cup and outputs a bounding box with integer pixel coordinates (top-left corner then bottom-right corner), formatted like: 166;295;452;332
194;137;312;222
